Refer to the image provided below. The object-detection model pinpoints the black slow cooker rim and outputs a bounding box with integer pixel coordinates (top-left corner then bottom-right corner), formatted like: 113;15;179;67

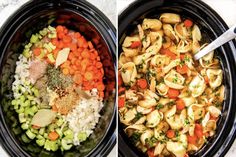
118;0;236;157
0;0;117;157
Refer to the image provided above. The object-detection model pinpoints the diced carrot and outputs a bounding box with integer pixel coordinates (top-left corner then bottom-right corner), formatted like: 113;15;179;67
161;48;176;60
176;99;185;110
137;79;148;89
118;73;123;87
63;36;72;43
180;54;185;60
56;25;64;33
184;19;193;27
48;131;59;141
118;97;125;108
52;49;59;58
58;33;65;39
118;87;125;95
32;125;40;129
176;64;188;74
74;74;83;85
97;83;105;91
204;76;209;84
84;71;94;81
166;129;175;138
81;49;90;58
69;43;77;51
99;91;104;98
187;134;197;145
33;48;41;56
130;41;141;48
147;149;155;157
62;68;69;75
52;104;58;112
167;88;179;99
63;28;68;34
96;62;103;68
194;124;203;138
210;115;218;121
88;41;94;49
68;52;75;60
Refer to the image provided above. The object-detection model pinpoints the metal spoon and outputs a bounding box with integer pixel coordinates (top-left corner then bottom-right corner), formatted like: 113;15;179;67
194;24;236;60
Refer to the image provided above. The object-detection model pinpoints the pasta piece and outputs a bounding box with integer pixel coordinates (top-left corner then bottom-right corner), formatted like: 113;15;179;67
207;106;221;118
122;47;139;57
121;62;137;86
140;129;154;145
124;124;146;135
154;143;165;156
137;24;144;40
162;36;172;49
149;31;163;44
166;134;187;157
163;24;179;43
133;52;152;65
135;116;147;125
139;90;159;108
206;69;223;89
204;120;216;134
189;74;206;97
181;97;197;107
120;108;137;125
119;52;132;69
192;24;202;41
202;112;210;127
162;59;180;74
156;83;169;96
150;54;170;67
187;104;205;121
176;39;192;53
142;18;162;31
122;36;140;48
136;105;152;115
149;77;156;92
164;70;185;89
125;89;138;104
174;23;190;40
146;110;163;128
160;13;181;24
145;35;163;54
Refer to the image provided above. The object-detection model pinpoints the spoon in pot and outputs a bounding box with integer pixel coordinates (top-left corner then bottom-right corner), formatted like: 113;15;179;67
194;24;236;60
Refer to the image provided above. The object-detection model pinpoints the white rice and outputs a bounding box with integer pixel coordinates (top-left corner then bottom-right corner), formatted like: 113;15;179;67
65;89;103;145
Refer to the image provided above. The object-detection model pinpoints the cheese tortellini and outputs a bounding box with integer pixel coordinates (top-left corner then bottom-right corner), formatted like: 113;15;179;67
118;13;224;157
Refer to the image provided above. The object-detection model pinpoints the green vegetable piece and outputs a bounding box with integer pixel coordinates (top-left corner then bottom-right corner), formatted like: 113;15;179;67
36;138;45;147
44;43;52;52
16;106;24;114
48;25;56;32
12;127;21;135
22;99;30;107
39;127;45;135
22;49;31;58
32;87;39;97
55;128;63;137
77;132;87;142
39;28;48;36
11;99;17;105
21;134;31;143
64;129;73;139
61;138;73;150
30;34;39;43
21;123;29;130
47;53;55;63
44;140;59;151
56;118;64;127
26;130;36;139
19;113;26;123
48;33;57;39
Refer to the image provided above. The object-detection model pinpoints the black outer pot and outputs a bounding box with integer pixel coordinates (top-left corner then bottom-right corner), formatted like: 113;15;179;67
118;0;236;157
0;0;116;157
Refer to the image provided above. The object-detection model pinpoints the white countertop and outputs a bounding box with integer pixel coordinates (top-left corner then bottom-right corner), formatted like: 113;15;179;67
118;0;236;157
0;0;117;157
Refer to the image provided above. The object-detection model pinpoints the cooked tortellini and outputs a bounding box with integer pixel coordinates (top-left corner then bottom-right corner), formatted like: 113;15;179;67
119;13;224;157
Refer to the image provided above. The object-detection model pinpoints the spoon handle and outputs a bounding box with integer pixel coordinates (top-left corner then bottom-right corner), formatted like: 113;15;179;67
194;24;236;60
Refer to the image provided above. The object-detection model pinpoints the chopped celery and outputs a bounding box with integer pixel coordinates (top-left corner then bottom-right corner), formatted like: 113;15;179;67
48;25;56;32
21;123;29;130
64;129;73;139
32;87;39;97
22;49;30;58
43;133;48;139
26;130;36;139
44;140;59;151
24;107;35;116
27;95;34;101
55;128;63;137
19;113;26;123
39;28;48;36
36;134;44;139
38;49;46;59
16;106;24;114
12;127;21;135
44;43;53;52
61;138;73;150
47;53;55;63
39;127;45;135
77;132;87;142
48;42;56;50
22;99;30;107
30;34;39;43
21;134;31;143
36;138;45;147
48;33;57;39
56;118;64;126
11;99;17;105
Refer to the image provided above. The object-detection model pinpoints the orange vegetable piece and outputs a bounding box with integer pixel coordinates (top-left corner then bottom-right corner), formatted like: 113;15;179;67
118;73;123;87
84;71;94;81
137;79;148;89
33;48;41;56
118;97;125;108
184;19;193;27
81;49;90;58
96;62;103;68
161;48;176;60
48;131;59;141
176;99;185;110
56;25;64;33
62;68;69;75
118;87;125;95
187;134;197;145
147;149;155;157
167;88;179;99
176;64;188;74
74;74;83;85
204;76;209;84
194;124;203;138
97;83;105;91
166;129;175;138
63;36;72;43
130;41;141;48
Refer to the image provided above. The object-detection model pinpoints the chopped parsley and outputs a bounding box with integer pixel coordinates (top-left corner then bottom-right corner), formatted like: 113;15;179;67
146;136;158;148
131;132;141;144
156;104;164;110
134;112;143;121
184;119;190;125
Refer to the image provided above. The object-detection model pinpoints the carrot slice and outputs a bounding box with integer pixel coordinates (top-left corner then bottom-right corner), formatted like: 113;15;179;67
62;68;69;75
147;149;155;157
204;76;209;84
118;87;126;95
187;134;197;145
137;79;148;89
194;124;203;138
166;129;175;138
84;71;94;81
48;131;59;141
167;88;179;99
176;64;188;74
118;97;125;108
33;48;41;56
184;19;193;27
130;41;141;48
176;99;185;110
161;48;176;60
